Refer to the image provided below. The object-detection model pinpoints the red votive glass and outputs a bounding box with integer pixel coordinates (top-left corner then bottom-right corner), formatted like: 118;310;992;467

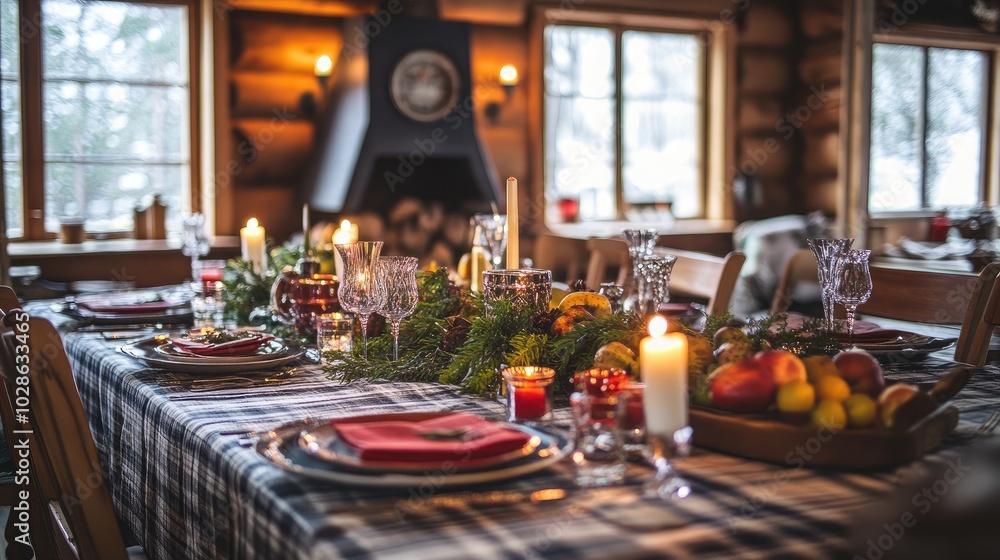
572;367;631;423
502;366;556;422
558;198;580;223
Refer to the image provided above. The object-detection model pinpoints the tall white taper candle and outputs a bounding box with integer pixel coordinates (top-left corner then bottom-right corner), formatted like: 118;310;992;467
506;177;519;269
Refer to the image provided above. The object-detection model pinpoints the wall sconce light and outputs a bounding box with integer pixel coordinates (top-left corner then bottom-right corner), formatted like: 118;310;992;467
301;54;334;118
485;64;518;124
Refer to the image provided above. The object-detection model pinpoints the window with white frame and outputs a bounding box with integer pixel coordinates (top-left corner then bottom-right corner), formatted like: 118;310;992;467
868;42;990;213
1;0;195;240
543;23;705;221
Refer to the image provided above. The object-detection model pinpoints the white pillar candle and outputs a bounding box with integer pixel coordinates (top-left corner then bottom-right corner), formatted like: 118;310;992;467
506;177;519;269
240;218;267;274
640;315;688;437
332;219;359;280
302;203;310;253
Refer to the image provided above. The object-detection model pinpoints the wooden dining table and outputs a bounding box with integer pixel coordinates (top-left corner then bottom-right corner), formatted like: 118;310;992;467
28;304;1000;560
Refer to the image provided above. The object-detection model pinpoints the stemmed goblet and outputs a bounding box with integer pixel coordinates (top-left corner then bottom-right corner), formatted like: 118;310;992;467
473;213;508;269
833;249;873;343
376;256;420;361
807;238;854;331
621;229;659;312
635;254;677;317
334;242;387;359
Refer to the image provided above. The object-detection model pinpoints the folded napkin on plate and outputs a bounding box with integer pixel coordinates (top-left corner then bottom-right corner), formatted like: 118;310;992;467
331;413;532;462
76;295;175;313
171;333;274;356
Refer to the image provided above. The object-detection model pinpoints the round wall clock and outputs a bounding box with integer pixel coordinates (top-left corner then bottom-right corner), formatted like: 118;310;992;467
389;49;461;123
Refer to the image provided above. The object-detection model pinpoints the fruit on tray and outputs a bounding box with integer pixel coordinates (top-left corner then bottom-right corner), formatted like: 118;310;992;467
707;359;777;413
702;343;950;431
593;342;639;376
833;350;885;397
549;305;595;337
844;393;877;428
714;339;752;366
557;291;612;318
756;350;807;385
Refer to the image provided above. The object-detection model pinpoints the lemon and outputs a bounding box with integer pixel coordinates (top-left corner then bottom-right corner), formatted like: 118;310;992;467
811;399;848;430
803;355;840;383
844;393;877;428
814;374;851;402
776;380;816;414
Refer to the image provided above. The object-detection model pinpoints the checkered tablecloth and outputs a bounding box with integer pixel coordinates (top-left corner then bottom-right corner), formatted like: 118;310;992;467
30;308;1000;560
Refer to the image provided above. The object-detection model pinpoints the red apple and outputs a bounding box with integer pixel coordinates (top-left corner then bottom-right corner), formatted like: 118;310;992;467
756;350;807;386
876;382;920;429
833;350;885;397
708;359;777;413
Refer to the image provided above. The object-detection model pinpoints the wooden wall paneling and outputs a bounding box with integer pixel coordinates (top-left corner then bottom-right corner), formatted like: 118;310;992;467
212;4;236;235
230;72;323;118
230;11;342;73
232;185;300;244
230;119;315;184
220;0;372;18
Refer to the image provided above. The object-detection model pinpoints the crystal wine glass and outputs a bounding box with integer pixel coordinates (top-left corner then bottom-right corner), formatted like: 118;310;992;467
807;238;854;330
473;213;508;269
621;229;659;311
376;256;420;361
833;249;872;343
635;254;677;317
334;242;386;359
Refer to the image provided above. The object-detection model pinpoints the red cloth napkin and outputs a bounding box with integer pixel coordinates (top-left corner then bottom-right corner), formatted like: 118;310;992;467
331;413;532;462
76;296;174;314
171;333;274;356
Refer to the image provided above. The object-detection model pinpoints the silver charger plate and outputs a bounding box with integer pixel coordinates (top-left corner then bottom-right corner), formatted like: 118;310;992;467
848;335;956;361
257;413;571;487
120;337;303;373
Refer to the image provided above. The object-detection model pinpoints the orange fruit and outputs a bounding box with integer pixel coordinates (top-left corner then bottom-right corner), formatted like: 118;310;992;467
814;374;851;402
776;380;816;414
844;393;877;428
803;355;840;383
811;399;848;430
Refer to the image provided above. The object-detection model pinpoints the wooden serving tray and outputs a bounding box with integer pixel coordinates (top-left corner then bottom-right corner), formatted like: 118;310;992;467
689;367;971;470
690;404;957;470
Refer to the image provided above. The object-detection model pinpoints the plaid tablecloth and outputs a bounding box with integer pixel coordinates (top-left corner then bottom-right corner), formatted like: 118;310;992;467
30;310;1000;559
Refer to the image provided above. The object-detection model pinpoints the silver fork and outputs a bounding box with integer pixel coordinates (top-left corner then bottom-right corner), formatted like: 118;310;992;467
973;411;1000;439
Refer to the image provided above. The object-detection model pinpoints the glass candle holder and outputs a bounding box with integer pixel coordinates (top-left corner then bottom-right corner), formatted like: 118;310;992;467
316;312;353;355
482;269;552;317
616;382;647;454
501;366;555;423
572;367;631;423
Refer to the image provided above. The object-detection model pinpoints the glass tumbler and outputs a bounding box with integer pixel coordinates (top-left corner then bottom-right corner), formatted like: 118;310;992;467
570;392;627;487
316;313;353;354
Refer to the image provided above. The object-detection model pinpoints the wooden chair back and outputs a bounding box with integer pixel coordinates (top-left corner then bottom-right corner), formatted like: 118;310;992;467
533;234;589;286
584;238;631;290
657;248;747;316
0;314;131;560
770;249;820;314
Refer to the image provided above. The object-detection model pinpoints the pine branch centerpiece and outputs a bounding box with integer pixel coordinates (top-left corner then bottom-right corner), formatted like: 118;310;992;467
323;270;841;399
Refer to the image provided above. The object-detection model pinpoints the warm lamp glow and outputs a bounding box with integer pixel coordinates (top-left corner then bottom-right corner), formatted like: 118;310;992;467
340;219;351;230
246;217;259;229
648;315;668;337
314;55;333;77
499;64;518;86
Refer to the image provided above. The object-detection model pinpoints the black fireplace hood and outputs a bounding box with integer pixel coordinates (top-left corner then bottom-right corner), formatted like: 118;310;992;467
304;12;501;215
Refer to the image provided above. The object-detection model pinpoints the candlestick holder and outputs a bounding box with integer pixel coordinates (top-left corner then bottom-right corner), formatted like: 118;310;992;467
482;269;552;316
501;366;555;423
644;426;693;500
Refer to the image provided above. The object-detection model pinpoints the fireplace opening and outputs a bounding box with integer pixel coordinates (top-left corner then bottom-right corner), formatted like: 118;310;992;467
362;157;495;216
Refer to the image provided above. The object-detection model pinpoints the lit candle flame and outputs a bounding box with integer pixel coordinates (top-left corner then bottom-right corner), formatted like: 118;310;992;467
315;55;333;77
499;64;518;86
246;217;259;229
648;315;667;337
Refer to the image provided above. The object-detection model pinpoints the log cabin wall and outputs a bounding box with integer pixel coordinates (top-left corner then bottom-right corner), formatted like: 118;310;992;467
212;1;826;241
